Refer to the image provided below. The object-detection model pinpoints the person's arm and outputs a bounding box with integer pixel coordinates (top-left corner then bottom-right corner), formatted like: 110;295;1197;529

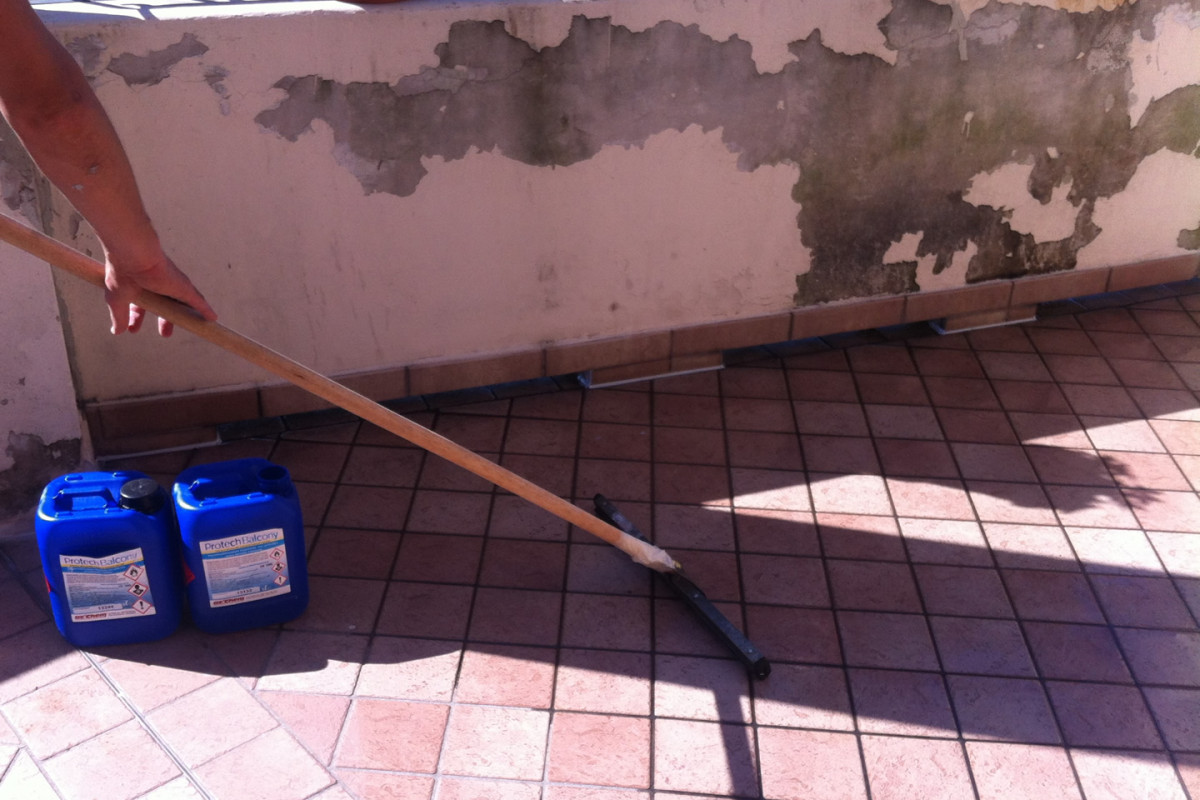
0;0;215;335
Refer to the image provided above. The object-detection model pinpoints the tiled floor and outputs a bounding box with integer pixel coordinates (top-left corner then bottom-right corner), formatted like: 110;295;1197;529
5;282;1200;800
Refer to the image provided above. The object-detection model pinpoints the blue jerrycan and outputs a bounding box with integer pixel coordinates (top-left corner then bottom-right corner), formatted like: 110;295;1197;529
172;458;308;633
36;471;183;647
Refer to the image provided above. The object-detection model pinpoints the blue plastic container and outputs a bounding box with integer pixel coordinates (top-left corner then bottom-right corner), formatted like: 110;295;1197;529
172;458;308;634
36;471;183;647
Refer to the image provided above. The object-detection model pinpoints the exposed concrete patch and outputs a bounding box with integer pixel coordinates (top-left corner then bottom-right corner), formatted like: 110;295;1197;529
107;33;210;87
0;433;80;519
1127;2;1200;124
255;0;1196;305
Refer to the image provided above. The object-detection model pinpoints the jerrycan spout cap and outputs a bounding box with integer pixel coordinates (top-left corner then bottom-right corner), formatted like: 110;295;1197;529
257;465;292;495
119;478;166;515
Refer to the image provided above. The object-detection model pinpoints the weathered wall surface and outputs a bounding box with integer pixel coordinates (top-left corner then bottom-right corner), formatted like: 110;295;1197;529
4;0;1200;408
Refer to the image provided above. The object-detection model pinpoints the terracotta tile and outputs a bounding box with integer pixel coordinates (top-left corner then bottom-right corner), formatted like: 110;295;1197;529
0;748;57;799
653;654;751;722
335;698;448;771
865;404;943;440
1102;451;1191;490
654;463;730;506
258;692;350;764
938;408;1019;444
307;528;400;581
929;617;1033;676
560;593;649;650
653;426;726;465
422;451;500;492
1025;446;1115;486
433;413;507;451
978;352;1052;382
950;675;1059;744
287;576;385;635
788;369;858;402
855;373;929;406
802;436;880;474
725;430;804;470
574;458;652;502
654;394;723;428
392;533;483;584
269;441;350;483
965;742;1083;800
741;553;828;607
1081;416;1165;453
1078;308;1142;333
845;344;916;374
729;468;809;512
951;442;1036;482
578;421;651;461
0;578;45;641
150;677;280;767
1115;628;1200;687
1061;383;1141;418
1050;487;1141;530
0;624;87;704
545;713;650;788
968;480;1059;525
1043;353;1120;385
752;663;853;730
1047;682;1163;749
793;400;870;436
993;380;1072;413
137;775;206;799
827;560;921;612
968;325;1035;353
847;668;956;737
333;772;432;799
720;366;789;399
1111;358;1187;390
983;522;1078;571
1065;527;1163;574
437;778;539;800
1023;620;1131;682
1091;330;1168;360
355;636;460;701
469;587;562;646
667;549;743;604
744;605;842;664
838;611;939;671
1109;255;1200;292
860;735;973;800
1151;532;1200;580
194;728;331;798
1027;325;1103;355
375;582;473;639
324;485;412;530
487;495;570;541
653;718;758;796
406;490;491;536
818;513;906;562
3;668;132;759
1144;687;1200;750
888;478;976;521
810;473;894;516
1127;489;1200;533
454;644;555;708
925;375;1000;410
554;648;651;715
723;397;796;433
440;705;549;780
256;632;367;694
735;508;821;556
1071;748;1189;800
875;439;959;478
565;542;653;596
758;728;865;800
1093;575;1196;628
1154;334;1200;363
41;720;180;800
916;565;1013;617
1008;413;1091;448
204;628;280;683
913;348;985;378
653;503;736;549
96;631;225;712
1180;753;1200;800
477;539;566;591
582;389;650;425
1003;570;1104;623
1134;308;1200;337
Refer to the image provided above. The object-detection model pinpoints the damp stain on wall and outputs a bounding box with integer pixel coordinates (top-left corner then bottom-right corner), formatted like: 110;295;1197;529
255;0;1200;304
106;33;209;87
0;433;80;518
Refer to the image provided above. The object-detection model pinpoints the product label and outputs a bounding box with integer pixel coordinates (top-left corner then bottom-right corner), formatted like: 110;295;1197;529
60;548;156;622
199;528;291;608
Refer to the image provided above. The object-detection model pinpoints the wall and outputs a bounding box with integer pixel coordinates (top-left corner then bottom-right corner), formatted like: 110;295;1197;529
1;0;1199;481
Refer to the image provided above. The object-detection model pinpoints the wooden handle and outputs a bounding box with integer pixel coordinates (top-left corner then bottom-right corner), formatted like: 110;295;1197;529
0;213;678;573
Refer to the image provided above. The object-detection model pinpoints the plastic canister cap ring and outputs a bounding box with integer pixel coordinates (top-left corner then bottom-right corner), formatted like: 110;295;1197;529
119;478;166;515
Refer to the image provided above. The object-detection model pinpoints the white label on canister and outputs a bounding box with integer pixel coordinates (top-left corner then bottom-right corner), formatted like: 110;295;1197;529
199;528;291;608
60;548;157;622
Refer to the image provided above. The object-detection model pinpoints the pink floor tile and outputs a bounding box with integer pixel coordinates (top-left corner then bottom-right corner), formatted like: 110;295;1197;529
740;553;828;606
258;691;351;764
744;605;842;664
982;522;1079;571
334;770;433;799
654;394;723;429
393;533;484;584
965;742;1083;800
993;380;1073;414
487;494;570;540
916;565;1014;617
734;508;821;556
948;675;1060;743
1071;748;1189;800
308;528;402;580
875;438;960;479
653;654;751;722
560;593;649;650
578;422;651;461
1023;620;1132;682
817;513;907;562
1082;416;1166;452
924;376;1000;410
1008;413;1092;449
582;389;651;424
470;587;564;646
477;539;567;591
729;467;810;512
1002;570;1106;623
865;404;944;440
438;777;540;800
553;648;651;715
725;430;805;470
978;352;1053;382
827;559;922;612
1148;531;1200;577
289;576;386;634
41;720;181;800
375;581;474;639
855;373;929;405
654;463;731;505
802;434;880;474
1102;450;1192;490
810;473;894;515
441;705;550;780
837;611;940;671
913;348;985;378
1126;488;1200;533
899;518;992;565
758;728;866;800
340;444;424;487
1114;628;1200;687
752;663;854;730
723;397;798;432
968;480;1059;525
453;644;556;707
951;442;1037;482
406;489;492;536
323;484;413;530
335;698;448;771
147;678;279;766
653;502;737;549
1025;446;1115;486
194;728;333;800
95;631;225;712
653;718;759;796
565;542;653;595
847;668;957;737
938;408;1019;444
546;713;650;788
1090;574;1197;628
928;616;1033;676
1144;687;1200;751
3;668;132;759
355;636;461;701
793;400;870;436
573;458;653;502
788;369;859;402
1061;383;1142;417
720;366;790;399
860;734;974;800
1046;682;1163;749
887;478;976;521
1064;527;1164;574
654;425;726;465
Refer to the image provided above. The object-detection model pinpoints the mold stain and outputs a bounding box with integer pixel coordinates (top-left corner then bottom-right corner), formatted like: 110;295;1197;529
255;0;1198;304
0;433;81;517
107;33;209;87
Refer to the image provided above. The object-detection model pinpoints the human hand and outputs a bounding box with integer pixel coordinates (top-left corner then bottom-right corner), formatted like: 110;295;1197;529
104;254;217;337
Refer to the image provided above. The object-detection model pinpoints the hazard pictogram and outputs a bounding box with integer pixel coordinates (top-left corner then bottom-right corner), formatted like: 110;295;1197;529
270;548;284;560
124;565;144;582
128;582;148;598
132;598;153;614
273;575;288;586
272;561;285;573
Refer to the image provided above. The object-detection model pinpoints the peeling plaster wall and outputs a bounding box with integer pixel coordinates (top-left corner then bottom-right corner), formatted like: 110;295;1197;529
3;0;1198;409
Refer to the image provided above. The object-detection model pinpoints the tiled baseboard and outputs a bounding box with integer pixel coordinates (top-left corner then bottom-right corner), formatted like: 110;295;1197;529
84;255;1199;456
